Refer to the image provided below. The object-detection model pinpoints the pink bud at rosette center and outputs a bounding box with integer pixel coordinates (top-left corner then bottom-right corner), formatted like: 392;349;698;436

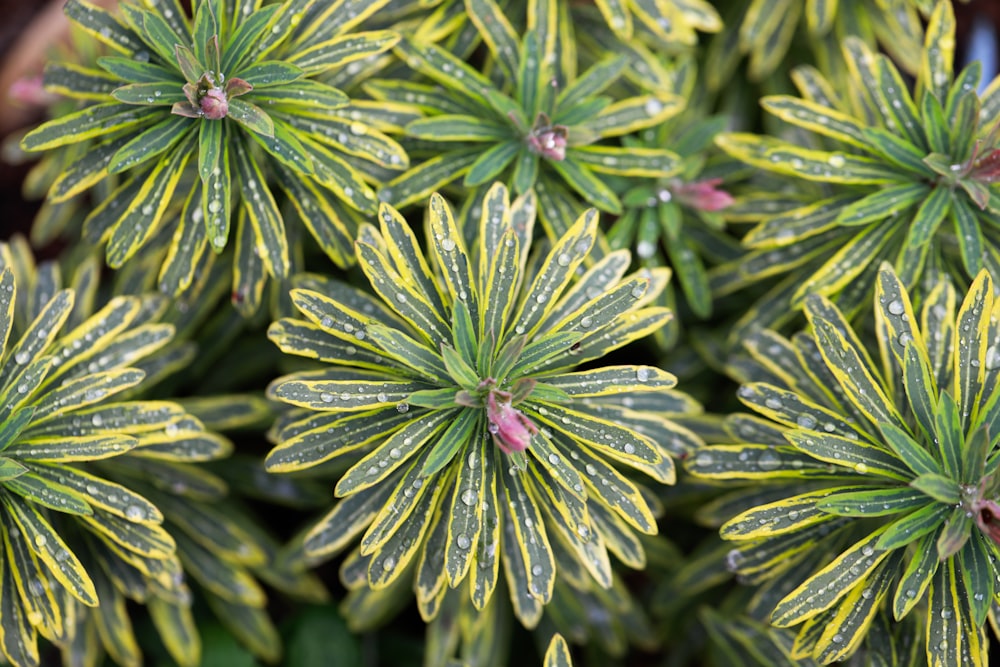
200;87;229;120
486;391;537;455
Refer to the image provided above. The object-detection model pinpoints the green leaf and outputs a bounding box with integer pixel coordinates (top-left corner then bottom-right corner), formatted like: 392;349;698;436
936;506;973;560
933;391;963;479
785;430;912;480
567;146;680;177
926;559;987;667
382;149;481;209
905;185;951;248
761;95;868;148
28;463;162;524
722;488;836;538
806;308;908;432
220;5;281;72
770;527;891;627
43;63;119;100
443;424;487;586
269;378;427;412
817;486;929;517
892;530;940;619
3;496;97;606
910;473;961;503
834;183;929;226
237;61;303;88
563;440;657;532
951;195;985;276
422;408;479;478
876;503;950;551
4;434;139;462
0;458;27;481
865;127;933;178
467;0;520;82
878;423;941;477
21;103;152;151
303;484;393;558
542;366;675;396
543;634;573;667
288;30;400;74
228;98;275;137
338;409;455;497
406;115;511;142
919;0;955;101
231;138;288;278
394;38;497;110
248;79;349;110
500;461;555;608
582;95;682;137
106;138;194;268
108;115;192;174
66;0;143;54
465;139;521;186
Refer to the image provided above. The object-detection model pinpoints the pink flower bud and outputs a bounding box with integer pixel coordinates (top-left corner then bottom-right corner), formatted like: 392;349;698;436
486;391;537;455
971;149;1000;183
975;498;1000;546
530;129;566;161
8;75;56;107
200;86;228;120
675;178;734;212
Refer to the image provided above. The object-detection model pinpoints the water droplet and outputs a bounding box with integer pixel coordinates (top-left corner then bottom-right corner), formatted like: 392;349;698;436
644;99;664;115
320;392;334;403
461;489;476;506
34;535;47;548
396;402;409;413
530;564;544;576
796;414;817;429
456;534;471;549
828;154;846;168
887;300;904;315
440;237;456;252
14;351;29;364
381;556;396;571
756;450;781;471
636;367;650;382
940;608;953;619
124;505;145;521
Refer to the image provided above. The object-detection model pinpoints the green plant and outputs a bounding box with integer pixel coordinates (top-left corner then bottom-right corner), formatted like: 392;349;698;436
376;0;683;235
688;262;1000;664
587;0;723;47
19;0;407;315
0;238;325;667
5;0;1000;665
713;0;1000;340
266;183;700;629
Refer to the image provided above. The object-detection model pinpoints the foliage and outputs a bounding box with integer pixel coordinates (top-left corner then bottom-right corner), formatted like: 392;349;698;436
713;0;1000;341
3;0;1000;666
377;0;683;233
688;262;1000;664
0;239;324;667
266;183;700;630
20;0;407;316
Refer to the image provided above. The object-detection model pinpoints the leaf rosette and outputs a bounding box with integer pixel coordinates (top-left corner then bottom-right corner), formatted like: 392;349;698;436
372;0;683;239
0;240;321;667
688;262;1000;666
20;0;408;316
266;182;701;627
713;0;1000;341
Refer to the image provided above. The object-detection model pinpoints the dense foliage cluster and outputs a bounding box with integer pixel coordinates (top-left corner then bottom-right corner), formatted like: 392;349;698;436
2;0;1000;665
